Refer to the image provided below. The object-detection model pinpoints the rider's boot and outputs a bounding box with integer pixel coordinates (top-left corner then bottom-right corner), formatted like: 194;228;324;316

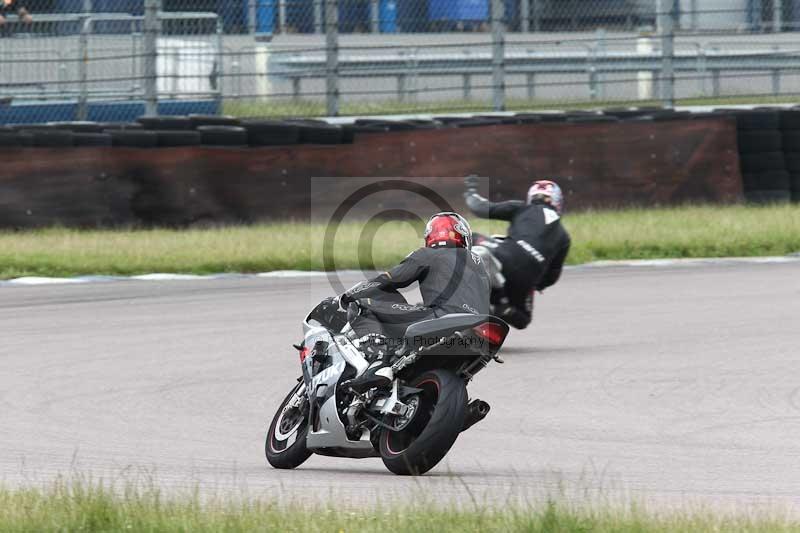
344;334;393;393
346;359;394;393
472;245;506;289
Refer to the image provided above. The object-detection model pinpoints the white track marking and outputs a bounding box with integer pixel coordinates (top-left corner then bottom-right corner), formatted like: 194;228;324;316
1;257;798;287
5;277;91;285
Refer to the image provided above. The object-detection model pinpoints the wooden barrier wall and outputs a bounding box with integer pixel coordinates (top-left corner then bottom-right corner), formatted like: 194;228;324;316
0;117;741;228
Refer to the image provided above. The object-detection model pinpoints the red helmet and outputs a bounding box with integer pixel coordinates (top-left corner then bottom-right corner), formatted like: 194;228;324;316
424;212;472;249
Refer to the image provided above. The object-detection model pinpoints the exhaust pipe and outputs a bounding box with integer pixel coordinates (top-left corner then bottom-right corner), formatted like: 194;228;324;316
461;399;491;431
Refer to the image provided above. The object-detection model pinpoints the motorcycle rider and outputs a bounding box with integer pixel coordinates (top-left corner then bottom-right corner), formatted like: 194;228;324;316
463;176;571;330
339;212;491;393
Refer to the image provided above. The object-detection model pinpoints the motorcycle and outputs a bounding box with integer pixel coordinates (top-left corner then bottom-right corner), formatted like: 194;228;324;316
471;232;535;328
265;297;510;475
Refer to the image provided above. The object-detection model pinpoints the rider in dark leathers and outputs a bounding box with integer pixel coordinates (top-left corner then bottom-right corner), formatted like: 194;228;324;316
464;177;571;329
340;212;491;392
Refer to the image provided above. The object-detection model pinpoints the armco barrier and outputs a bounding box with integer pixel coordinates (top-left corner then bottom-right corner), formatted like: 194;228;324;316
0;112;741;228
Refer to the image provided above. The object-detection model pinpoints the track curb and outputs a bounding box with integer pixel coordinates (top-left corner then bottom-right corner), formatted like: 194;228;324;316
2;257;798;287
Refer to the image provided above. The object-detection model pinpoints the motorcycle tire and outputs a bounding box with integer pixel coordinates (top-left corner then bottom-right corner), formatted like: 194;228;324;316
265;382;312;470
379;369;467;476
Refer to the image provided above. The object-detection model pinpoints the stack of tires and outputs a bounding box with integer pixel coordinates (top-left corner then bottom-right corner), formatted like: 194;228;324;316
779;108;800;203
602;107;690;122
0;115;358;148
727;109;792;204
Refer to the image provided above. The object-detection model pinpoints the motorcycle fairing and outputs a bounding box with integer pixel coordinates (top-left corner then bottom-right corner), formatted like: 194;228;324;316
301;325;374;453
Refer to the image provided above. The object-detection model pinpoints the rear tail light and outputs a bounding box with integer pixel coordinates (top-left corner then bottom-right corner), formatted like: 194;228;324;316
473;322;506;346
298;346;310;363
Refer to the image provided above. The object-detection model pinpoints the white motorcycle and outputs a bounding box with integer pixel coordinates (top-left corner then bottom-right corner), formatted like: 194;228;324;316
265;297;509;475
471;232;536;328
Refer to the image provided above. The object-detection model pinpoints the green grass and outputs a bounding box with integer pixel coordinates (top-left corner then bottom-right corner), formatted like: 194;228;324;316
1;205;799;279
223;94;800;118
0;480;797;532
563;204;800;264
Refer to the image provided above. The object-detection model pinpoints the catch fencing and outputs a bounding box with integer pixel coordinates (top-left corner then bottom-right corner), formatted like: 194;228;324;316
1;0;800;121
0;5;222;122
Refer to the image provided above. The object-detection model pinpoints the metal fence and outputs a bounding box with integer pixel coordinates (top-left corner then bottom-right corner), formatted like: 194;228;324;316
1;0;800;122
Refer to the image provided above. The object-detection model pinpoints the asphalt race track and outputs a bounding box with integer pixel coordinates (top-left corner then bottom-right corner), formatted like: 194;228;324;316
1;262;799;511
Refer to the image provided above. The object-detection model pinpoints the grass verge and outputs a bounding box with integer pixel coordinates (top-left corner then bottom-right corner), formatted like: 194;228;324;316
1;205;799;279
223;94;800;118
0;480;797;532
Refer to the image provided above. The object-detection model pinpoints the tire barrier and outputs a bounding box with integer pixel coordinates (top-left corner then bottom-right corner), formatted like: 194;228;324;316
197;125;249;146
73;132;113;147
108;129;159;148
0;131;22;146
722;107;800;205
287;119;345;144
155;130;202;147
567;115;619;124
0;112;740;229
737;130;782;153
18;129;75;147
50;121;105;133
739;152;785;173
137;116;194;131
99;122;144;131
188;114;241;128
4;108;757;154
780;110;800;203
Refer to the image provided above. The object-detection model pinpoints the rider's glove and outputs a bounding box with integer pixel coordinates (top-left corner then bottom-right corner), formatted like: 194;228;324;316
337;292;354;311
464;192;487;212
464;174;480;193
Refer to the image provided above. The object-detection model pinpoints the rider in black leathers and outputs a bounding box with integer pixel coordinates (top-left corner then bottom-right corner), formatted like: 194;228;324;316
464;177;571;329
340;212;491;392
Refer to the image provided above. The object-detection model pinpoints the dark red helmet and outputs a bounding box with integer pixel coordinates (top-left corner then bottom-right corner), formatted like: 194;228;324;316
423;212;473;249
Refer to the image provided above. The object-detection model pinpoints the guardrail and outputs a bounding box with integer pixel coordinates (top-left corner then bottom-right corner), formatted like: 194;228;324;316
268;43;800;103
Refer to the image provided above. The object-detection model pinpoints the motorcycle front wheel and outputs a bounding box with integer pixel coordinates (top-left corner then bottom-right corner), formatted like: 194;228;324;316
379;369;468;475
265;381;312;469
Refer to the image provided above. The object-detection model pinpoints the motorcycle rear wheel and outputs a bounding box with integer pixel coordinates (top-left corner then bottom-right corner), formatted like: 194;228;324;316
379;369;467;475
265;382;312;469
